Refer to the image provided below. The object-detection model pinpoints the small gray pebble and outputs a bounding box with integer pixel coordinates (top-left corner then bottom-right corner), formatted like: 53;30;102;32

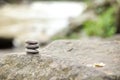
26;44;39;49
26;41;38;45
26;49;39;54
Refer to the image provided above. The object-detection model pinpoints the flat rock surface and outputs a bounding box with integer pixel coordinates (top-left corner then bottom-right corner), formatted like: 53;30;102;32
0;40;120;80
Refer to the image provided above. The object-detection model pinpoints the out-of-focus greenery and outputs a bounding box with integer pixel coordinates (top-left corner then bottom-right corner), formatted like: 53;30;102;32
83;7;116;37
5;0;115;39
53;7;116;40
52;7;116;40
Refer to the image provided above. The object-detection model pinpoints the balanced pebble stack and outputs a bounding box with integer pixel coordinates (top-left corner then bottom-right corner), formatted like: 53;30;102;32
25;41;39;54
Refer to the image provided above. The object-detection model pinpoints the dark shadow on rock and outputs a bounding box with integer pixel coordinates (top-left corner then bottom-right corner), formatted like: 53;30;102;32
0;38;13;49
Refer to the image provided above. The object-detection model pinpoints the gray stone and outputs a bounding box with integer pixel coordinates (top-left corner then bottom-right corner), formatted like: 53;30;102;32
26;49;39;54
25;41;38;45
0;40;120;80
25;44;39;49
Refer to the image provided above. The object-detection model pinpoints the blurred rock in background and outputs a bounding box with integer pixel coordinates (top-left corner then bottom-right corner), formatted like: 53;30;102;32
0;0;119;50
0;1;87;48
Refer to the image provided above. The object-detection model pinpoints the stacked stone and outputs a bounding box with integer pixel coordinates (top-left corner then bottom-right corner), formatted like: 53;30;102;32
25;41;39;54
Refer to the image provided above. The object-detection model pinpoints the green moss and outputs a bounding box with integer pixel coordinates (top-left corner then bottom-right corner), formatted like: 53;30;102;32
83;7;116;38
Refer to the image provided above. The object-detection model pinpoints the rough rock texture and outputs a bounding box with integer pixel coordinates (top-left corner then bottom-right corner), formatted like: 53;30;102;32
0;40;120;80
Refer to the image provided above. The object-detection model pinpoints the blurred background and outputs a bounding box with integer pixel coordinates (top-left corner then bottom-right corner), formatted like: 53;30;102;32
0;0;120;53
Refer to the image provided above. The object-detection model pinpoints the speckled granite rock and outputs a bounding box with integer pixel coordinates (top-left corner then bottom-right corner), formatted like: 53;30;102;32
0;40;120;80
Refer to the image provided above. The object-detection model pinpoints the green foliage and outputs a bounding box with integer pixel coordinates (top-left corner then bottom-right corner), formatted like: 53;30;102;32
83;7;116;37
